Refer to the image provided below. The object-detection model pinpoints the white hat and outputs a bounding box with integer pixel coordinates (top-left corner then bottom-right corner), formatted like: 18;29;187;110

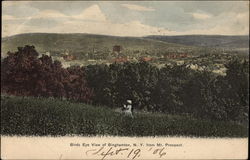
127;100;132;104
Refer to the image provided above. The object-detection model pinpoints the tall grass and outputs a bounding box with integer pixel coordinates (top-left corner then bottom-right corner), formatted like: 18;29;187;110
1;95;248;137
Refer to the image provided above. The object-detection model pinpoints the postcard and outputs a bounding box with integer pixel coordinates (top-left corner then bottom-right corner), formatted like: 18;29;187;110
1;1;249;159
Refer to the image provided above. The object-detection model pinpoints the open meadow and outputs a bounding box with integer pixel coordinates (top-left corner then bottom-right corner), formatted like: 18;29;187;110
1;95;248;137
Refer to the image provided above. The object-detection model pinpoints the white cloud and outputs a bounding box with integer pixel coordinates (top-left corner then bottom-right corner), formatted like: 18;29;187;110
179;25;246;35
72;5;107;22
2;15;248;38
121;4;155;12
235;11;249;22
186;10;248;35
2;15;18;20
2;3;249;37
2;18;176;37
32;10;67;19
176;11;249;36
192;12;212;20
2;1;29;7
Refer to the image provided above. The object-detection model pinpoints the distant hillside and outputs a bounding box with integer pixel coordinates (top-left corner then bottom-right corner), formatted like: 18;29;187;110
1;33;197;57
145;35;249;49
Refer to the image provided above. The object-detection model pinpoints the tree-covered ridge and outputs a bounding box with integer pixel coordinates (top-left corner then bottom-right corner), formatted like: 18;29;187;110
146;35;249;48
2;33;197;59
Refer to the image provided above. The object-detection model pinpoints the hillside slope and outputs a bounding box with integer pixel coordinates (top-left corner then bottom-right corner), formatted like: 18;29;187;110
2;33;197;57
146;35;249;49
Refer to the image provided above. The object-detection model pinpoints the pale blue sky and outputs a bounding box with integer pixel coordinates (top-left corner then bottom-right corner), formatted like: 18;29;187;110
2;1;249;37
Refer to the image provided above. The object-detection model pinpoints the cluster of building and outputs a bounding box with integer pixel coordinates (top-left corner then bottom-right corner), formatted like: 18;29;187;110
112;45;155;63
164;53;189;59
44;45;191;64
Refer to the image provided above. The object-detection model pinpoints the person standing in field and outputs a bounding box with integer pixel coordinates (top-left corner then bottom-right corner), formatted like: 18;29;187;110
122;100;133;118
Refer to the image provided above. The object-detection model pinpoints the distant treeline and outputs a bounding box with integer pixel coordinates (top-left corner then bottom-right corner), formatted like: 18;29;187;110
1;45;249;123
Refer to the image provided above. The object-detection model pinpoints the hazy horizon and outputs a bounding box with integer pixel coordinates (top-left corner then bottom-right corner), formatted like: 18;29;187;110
2;32;250;39
2;1;249;37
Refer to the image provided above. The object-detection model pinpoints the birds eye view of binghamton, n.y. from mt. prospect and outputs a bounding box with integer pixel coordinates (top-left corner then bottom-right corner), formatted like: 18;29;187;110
1;1;249;138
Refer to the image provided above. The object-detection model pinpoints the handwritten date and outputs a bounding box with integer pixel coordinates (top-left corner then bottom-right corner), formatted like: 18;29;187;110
86;147;167;160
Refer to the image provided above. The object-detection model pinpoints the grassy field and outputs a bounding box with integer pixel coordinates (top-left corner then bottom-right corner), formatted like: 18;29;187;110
1;95;248;137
